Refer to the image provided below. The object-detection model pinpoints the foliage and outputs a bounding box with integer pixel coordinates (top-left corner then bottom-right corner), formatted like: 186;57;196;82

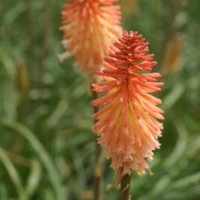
0;0;199;199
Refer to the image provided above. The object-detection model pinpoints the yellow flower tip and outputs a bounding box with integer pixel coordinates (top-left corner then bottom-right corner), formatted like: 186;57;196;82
146;168;153;176
57;52;72;63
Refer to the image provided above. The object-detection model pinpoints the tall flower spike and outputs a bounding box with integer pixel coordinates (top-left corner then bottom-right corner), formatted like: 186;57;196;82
91;31;164;178
59;0;122;76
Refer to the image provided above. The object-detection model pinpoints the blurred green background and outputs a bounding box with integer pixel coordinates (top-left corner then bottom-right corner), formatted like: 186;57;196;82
0;0;199;199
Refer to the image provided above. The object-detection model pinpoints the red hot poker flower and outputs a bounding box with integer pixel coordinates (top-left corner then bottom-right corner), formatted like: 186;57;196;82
59;0;122;75
91;31;164;177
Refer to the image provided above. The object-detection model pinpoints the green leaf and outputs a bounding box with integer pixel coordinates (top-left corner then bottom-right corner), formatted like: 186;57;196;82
25;160;42;197
162;83;185;111
0;183;8;200
0;148;26;200
163;120;188;169
1;120;66;200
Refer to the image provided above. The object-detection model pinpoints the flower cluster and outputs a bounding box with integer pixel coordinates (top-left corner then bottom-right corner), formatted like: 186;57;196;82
59;0;122;75
91;31;164;176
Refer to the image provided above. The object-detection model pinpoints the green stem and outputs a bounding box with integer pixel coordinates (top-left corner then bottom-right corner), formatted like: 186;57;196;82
120;174;131;200
91;85;103;200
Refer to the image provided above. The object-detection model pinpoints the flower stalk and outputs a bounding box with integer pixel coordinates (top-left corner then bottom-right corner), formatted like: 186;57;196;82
91;84;103;200
120;173;131;200
59;1;122;199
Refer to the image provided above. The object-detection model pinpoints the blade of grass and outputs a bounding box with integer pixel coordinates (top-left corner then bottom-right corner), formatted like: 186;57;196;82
172;171;200;189
25;160;42;197
162;82;185;111
0;183;8;200
0;147;27;200
163;120;188;169
1;120;65;200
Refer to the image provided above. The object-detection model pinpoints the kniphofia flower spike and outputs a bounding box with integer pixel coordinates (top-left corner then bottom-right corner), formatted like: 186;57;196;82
59;0;122;75
91;31;164;179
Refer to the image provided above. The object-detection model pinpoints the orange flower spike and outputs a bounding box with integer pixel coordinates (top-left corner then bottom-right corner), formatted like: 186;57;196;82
59;0;122;75
91;31;164;177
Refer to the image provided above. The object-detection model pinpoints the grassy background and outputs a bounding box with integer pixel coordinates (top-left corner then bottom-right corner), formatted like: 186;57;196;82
0;0;200;199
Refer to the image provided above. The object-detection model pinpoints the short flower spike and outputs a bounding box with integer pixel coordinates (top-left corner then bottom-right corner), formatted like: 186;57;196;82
91;31;164;177
59;0;122;75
